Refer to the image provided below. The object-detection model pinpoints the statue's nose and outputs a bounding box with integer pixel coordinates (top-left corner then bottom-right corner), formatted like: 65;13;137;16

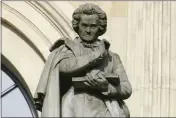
85;27;90;33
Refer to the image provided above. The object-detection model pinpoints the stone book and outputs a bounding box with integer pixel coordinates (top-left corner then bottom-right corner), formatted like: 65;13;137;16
72;74;119;89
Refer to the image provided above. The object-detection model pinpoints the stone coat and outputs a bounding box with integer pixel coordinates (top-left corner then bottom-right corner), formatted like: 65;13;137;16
34;37;132;117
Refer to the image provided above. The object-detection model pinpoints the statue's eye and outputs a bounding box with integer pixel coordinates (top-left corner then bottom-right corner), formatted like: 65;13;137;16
82;24;87;28
91;24;97;29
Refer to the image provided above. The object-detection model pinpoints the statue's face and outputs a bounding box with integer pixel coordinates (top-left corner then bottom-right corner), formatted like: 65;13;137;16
78;14;99;43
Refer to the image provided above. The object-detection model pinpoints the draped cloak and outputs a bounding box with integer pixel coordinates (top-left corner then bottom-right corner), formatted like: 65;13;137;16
34;37;80;117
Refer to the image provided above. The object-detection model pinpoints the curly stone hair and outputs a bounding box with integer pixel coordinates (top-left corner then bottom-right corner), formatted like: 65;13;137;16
72;3;107;36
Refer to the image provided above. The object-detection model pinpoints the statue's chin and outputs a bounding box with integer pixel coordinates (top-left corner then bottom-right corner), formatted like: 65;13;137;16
81;38;97;44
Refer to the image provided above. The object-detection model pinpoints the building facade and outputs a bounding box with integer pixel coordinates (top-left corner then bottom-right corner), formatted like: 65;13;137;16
1;1;176;117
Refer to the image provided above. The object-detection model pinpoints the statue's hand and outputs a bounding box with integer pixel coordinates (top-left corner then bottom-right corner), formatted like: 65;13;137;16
84;72;109;92
89;42;108;67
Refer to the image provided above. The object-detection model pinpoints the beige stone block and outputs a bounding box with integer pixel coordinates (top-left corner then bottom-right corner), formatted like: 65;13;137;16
111;1;128;17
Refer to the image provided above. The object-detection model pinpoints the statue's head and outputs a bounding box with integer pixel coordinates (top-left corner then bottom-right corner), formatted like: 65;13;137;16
72;3;107;43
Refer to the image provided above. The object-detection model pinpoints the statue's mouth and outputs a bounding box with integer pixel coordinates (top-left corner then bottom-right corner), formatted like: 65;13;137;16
84;35;91;37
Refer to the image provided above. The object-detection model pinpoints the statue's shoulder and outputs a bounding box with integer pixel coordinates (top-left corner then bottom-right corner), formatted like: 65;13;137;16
49;37;75;52
108;51;122;66
49;37;81;56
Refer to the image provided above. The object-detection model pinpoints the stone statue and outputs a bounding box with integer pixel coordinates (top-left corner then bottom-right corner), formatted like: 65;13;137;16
34;3;132;117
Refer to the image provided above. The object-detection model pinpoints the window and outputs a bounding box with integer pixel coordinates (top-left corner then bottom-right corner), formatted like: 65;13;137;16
1;64;38;117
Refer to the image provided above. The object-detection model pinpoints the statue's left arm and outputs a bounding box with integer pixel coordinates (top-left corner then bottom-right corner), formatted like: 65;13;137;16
103;53;132;100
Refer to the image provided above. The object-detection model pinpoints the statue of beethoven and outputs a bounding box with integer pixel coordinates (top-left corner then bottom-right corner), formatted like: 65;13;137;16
34;3;132;117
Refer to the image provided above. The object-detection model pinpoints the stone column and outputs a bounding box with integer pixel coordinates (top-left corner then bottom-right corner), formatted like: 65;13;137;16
126;1;176;117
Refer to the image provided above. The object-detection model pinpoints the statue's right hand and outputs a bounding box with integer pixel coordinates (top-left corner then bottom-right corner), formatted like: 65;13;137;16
88;41;108;66
84;72;108;92
84;72;100;87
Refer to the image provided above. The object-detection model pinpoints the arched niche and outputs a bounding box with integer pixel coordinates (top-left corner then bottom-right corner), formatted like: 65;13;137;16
1;1;76;96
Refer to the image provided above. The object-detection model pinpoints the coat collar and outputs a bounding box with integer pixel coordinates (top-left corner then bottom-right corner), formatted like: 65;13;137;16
74;36;110;50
